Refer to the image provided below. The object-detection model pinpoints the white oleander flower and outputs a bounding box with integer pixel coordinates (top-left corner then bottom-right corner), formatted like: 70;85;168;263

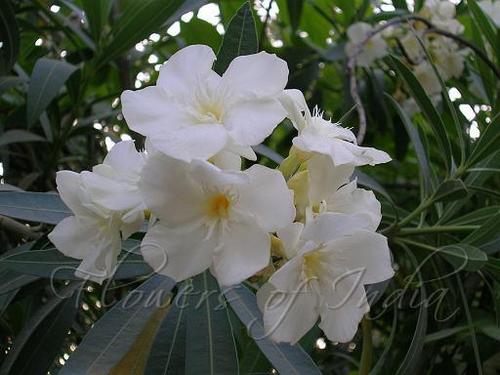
414;61;441;96
280;90;391;167
81;140;147;234
139;153;295;287
420;0;464;34
345;22;388;67
432;39;466;80
48;168;144;283
121;44;288;166
400;33;425;63
478;0;500;27
257;213;394;344
288;155;381;229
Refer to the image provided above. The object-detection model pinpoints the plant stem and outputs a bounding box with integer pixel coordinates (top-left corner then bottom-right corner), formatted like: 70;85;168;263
395;238;437;252
359;316;373;375
397;197;433;228
397;225;479;236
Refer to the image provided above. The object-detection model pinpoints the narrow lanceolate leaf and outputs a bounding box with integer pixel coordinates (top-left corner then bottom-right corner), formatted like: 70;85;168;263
386;94;434;193
27;58;77;127
98;0;187;66
61;275;176;375
0;130;47;147
185;272;239;375
469;113;500;166
0;269;38;295
464;211;500;254
81;0;113;42
0;0;19;74
287;0;305;31
0;283;80;375
433;179;468;202
446;206;500;226
0;191;71;224
0;240;153;280
438;244;488;271
390;56;452;170
223;284;322;375
213;1;258;75
468;0;499;60
145;284;189;374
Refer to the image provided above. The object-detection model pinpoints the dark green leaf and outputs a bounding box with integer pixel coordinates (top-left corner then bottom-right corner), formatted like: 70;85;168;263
468;0;499;58
61;275;176;375
438;244;487;271
0;76;25;93
464;211;500;254
81;0;113;42
180;18;222;51
213;2;258;75
390;55;452;170
27;58;77;127
185;272;239;374
469;113;500;166
0;0;19;74
223;283;321;374
0;191;71;224
424;326;468;343
287;0;304;31
0;283;80;375
446;206;500;226
0;130;46;147
433;179;468;202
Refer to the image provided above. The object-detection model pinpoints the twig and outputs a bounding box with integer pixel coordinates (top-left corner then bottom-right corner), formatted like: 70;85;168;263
0;215;41;240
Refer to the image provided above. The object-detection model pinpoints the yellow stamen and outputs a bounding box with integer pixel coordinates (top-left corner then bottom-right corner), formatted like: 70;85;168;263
206;193;231;218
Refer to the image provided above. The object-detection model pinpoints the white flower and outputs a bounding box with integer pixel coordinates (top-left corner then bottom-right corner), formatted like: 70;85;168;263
257;213;394;344
288;155;381;229
478;0;500;27
414;61;441;96
48;170;144;284
80;140;147;236
280;90;391;167
420;0;464;34
431;39;466;80
400;33;425;63
121;44;288;166
139;153;295;287
345;22;388;67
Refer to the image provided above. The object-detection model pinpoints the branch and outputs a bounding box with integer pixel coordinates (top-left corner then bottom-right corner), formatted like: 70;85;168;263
0;215;42;240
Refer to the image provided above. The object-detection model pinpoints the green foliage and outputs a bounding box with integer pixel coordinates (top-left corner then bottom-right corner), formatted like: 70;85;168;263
0;0;499;374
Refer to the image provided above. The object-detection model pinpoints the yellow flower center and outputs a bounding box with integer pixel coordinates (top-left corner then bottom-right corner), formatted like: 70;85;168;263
206;193;231;218
302;250;324;280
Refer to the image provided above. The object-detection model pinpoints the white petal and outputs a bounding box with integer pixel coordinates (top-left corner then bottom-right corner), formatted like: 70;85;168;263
157;44;217;94
120;210;145;239
257;281;319;344
307;155;354;204
190;159;248;189
332;141;391;166
332;230;394;285
211;219;270;287
319;276;369;343
279;89;309;131
210;149;241;170
139;153;205;227
222;52;288;97
101;140;144;177
225;99;286;146
277;222;304;259
236;165;295;232
48;216;98;259
141;223;214;282
55;171;87;216
347;22;371;43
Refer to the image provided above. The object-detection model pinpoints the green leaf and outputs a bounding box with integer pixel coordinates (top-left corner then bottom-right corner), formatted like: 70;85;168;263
0;0;19;74
81;0;113;42
468;0;499;59
0;240;153;280
438;244;487;271
213;1;258;75
26;58;77;127
223;284;321;374
0;130;46;147
386;94;434;193
464;211;500;254
433;179;468;202
145;286;188;374
396;246;427;375
98;0;198;66
180;18;222;51
0;283;80;375
354;170;395;204
60;275;176;375
469;113;500;166
446;206;500;226
185;272;239;374
390;55;453;170
287;0;304;31
0;191;71;224
0;269;38;295
0;76;25;93
424;326;468;343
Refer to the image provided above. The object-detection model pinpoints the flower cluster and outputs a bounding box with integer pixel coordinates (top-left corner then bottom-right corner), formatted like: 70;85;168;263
345;0;468;115
49;44;394;344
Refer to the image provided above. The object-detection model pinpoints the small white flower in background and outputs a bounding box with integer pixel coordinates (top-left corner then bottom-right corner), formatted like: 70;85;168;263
345;22;388;67
414;61;442;96
400;33;425;63
121;44;288;166
139;152;295;287
288;155;381;229
431;39;467;80
280;89;391;167
420;0;464;34
257;213;394;344
48;167;144;284
478;0;500;27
